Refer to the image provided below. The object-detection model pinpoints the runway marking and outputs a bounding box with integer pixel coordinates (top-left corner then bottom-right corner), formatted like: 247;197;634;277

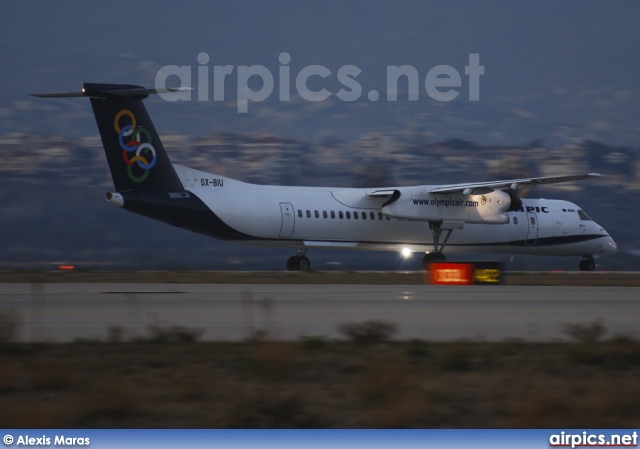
101;291;186;294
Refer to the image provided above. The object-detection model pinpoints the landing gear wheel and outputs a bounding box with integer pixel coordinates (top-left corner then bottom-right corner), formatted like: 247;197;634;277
423;252;446;270
579;257;595;271
286;255;311;271
297;256;311;272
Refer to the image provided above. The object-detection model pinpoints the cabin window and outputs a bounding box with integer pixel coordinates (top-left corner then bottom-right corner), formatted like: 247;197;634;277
339;211;344;219
578;210;592;221
378;212;383;220
298;210;303;218
362;212;367;220
323;210;328;219
530;217;536;226
513;217;518;225
370;212;375;220
306;210;311;218
346;211;351;219
386;216;390;221
330;211;335;219
354;212;359;220
314;210;319;218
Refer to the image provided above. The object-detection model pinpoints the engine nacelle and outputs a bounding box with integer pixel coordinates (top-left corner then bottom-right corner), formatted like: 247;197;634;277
106;192;124;207
382;188;511;224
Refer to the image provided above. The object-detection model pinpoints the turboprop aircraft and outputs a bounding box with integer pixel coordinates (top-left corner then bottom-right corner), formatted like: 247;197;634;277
33;83;617;271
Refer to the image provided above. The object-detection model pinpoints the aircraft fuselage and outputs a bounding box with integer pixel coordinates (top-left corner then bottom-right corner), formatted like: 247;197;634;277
110;165;616;260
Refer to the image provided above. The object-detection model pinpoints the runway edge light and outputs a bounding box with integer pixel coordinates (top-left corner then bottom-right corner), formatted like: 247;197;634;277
473;262;504;285
429;263;475;285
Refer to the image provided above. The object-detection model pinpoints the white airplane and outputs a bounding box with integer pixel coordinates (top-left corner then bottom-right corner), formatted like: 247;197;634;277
33;83;617;271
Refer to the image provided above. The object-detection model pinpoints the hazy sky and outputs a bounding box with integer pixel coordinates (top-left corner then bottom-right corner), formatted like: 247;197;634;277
1;1;638;269
2;1;639;145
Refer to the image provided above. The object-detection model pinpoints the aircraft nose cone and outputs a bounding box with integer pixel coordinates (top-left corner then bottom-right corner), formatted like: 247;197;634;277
602;235;617;254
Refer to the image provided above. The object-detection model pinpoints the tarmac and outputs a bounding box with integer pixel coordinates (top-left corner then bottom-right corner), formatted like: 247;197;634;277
1;282;638;342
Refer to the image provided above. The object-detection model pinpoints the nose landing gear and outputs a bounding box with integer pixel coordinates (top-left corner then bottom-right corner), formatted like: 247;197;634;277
423;252;446;269
422;221;453;270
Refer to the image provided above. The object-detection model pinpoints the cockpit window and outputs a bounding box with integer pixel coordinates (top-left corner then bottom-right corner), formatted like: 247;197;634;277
578;210;592;221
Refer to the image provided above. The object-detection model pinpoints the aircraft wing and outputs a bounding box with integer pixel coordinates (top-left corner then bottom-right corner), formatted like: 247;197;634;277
429;173;603;195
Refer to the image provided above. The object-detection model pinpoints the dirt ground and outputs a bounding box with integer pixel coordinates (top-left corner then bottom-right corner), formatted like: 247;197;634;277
1;339;639;428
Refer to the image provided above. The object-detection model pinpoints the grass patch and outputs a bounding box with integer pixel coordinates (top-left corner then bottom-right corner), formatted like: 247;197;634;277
138;325;204;343
561;320;607;343
0;309;20;344
338;320;398;344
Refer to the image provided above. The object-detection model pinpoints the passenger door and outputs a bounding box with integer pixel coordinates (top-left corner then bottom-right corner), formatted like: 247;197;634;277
525;212;538;246
279;202;295;238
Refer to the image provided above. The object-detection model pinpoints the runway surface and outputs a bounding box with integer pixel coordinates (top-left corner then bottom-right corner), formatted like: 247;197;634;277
1;283;638;342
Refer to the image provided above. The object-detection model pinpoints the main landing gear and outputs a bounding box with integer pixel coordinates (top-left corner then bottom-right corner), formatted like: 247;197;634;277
579;256;596;272
287;249;311;271
422;221;452;270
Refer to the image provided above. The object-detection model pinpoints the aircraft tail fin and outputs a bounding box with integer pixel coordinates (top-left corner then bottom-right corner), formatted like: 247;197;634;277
33;83;187;192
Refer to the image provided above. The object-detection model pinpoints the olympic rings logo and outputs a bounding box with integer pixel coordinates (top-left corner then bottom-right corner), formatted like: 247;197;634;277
114;109;157;182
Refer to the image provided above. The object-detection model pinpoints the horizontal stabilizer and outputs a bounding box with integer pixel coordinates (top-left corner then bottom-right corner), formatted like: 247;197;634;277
31;84;191;99
31;91;86;98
